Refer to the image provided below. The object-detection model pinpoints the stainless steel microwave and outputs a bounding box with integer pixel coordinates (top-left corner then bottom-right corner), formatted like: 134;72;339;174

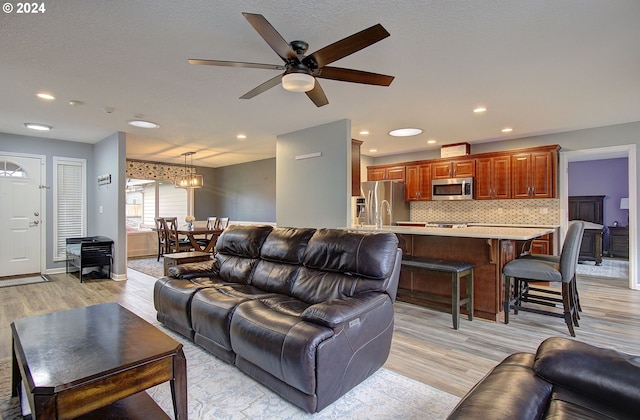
431;177;474;200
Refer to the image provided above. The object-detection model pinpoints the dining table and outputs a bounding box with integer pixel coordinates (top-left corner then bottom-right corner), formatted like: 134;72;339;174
177;227;223;252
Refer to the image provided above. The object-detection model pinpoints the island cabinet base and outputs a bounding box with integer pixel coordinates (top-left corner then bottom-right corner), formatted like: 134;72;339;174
396;235;516;322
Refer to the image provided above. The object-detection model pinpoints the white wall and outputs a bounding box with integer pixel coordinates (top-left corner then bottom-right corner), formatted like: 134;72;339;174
276;119;351;228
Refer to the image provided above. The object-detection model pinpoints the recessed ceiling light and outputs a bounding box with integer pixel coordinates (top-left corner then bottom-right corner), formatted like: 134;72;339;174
237;134;247;140
68;100;84;106
473;106;487;113
427;139;437;144
501;127;513;133
128;120;159;129
369;149;377;153
388;128;423;137
359;130;370;135
24;122;52;131
36;92;55;100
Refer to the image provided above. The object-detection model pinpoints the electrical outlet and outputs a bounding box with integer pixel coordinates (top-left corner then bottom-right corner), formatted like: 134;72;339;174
523;207;530;215
99;206;103;214
539;207;549;214
497;207;504;214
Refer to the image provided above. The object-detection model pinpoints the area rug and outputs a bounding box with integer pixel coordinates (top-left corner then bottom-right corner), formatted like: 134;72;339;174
576;258;629;279
127;257;165;278
0;275;48;288
1;314;460;420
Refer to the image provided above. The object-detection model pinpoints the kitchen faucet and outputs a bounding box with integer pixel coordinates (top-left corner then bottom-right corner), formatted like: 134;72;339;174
378;199;392;227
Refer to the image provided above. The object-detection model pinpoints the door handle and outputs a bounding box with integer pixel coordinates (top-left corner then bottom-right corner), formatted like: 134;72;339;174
29;220;40;227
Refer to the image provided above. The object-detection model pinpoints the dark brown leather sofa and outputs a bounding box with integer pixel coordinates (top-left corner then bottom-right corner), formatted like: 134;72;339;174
447;337;640;420
154;225;401;413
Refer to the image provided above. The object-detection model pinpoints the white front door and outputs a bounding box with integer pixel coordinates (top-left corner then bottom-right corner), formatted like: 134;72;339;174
0;154;43;277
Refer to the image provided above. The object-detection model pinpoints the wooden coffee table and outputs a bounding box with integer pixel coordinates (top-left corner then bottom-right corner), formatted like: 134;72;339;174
11;303;187;419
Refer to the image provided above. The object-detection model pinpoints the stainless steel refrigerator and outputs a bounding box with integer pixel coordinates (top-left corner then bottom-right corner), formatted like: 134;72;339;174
357;181;409;226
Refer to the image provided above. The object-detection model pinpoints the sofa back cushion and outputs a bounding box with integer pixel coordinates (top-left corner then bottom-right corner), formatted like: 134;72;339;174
251;227;316;294
292;229;399;303
214;225;273;283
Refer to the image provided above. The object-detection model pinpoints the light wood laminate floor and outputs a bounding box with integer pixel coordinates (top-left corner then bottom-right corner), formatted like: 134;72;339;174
1;270;638;398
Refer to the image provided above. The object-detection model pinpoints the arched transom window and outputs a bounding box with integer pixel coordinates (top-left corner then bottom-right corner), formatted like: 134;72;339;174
0;161;27;177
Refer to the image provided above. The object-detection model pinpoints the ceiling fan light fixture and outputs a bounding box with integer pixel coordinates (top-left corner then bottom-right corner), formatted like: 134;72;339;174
282;73;315;92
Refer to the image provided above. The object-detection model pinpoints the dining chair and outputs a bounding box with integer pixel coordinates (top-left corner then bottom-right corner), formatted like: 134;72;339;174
163;217;192;254
154;217;168;261
218;217;229;230
197;217;218;248
503;221;585;337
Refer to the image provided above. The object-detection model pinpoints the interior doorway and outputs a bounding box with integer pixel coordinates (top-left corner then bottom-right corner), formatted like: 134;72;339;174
559;145;637;290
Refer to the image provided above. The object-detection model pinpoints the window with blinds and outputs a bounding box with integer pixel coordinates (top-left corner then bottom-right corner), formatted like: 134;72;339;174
53;157;86;261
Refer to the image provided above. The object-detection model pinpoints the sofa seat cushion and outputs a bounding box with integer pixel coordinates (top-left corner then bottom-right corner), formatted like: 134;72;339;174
230;296;333;395
191;284;280;352
153;277;220;339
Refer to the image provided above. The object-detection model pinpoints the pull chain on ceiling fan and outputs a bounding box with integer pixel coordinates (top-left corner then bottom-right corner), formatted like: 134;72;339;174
188;12;394;107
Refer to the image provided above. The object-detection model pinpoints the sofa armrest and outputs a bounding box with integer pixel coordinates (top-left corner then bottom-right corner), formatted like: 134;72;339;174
447;353;552;420
534;337;640;412
301;293;389;328
167;259;219;279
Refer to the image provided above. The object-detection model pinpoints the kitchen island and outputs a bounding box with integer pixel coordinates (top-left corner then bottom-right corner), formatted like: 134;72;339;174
348;225;555;322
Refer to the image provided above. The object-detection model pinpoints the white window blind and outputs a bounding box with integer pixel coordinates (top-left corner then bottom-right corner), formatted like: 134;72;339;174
53;157;86;261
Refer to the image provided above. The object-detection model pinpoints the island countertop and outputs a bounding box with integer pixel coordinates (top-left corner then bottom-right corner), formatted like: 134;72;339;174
347;225;555;241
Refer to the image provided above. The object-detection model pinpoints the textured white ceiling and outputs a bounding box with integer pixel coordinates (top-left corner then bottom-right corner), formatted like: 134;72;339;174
1;0;639;167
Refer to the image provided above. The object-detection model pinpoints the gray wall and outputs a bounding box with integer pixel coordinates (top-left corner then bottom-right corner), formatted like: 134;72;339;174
276;119;351;228
193;166;217;219
0;132;95;273
94;132;127;278
202;158;276;223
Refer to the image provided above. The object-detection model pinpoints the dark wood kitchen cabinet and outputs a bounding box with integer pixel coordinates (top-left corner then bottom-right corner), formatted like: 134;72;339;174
405;163;432;201
511;149;557;198
476;155;511;199
431;158;475;179
367;165;406;181
351;139;362;196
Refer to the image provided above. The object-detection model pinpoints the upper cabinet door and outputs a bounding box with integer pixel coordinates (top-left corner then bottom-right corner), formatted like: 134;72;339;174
367;165;406;181
432;159;475;179
405;164;431;201
386;166;406;180
511;151;556;198
476;156;511;200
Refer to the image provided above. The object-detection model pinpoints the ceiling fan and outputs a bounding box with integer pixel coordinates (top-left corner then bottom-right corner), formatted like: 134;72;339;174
188;13;394;107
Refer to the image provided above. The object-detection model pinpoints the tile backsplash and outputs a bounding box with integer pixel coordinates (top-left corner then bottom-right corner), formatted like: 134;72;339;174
410;199;560;225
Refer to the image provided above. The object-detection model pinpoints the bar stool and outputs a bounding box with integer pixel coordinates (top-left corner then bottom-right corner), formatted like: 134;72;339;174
503;221;585;337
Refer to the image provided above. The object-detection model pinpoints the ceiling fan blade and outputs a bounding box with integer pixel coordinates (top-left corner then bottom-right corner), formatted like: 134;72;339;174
188;59;285;71
242;13;298;62
315;67;394;86
306;81;329;107
239;74;283;99
303;23;390;69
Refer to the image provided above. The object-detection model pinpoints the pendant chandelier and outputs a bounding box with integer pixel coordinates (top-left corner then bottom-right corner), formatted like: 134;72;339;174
175;151;203;189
